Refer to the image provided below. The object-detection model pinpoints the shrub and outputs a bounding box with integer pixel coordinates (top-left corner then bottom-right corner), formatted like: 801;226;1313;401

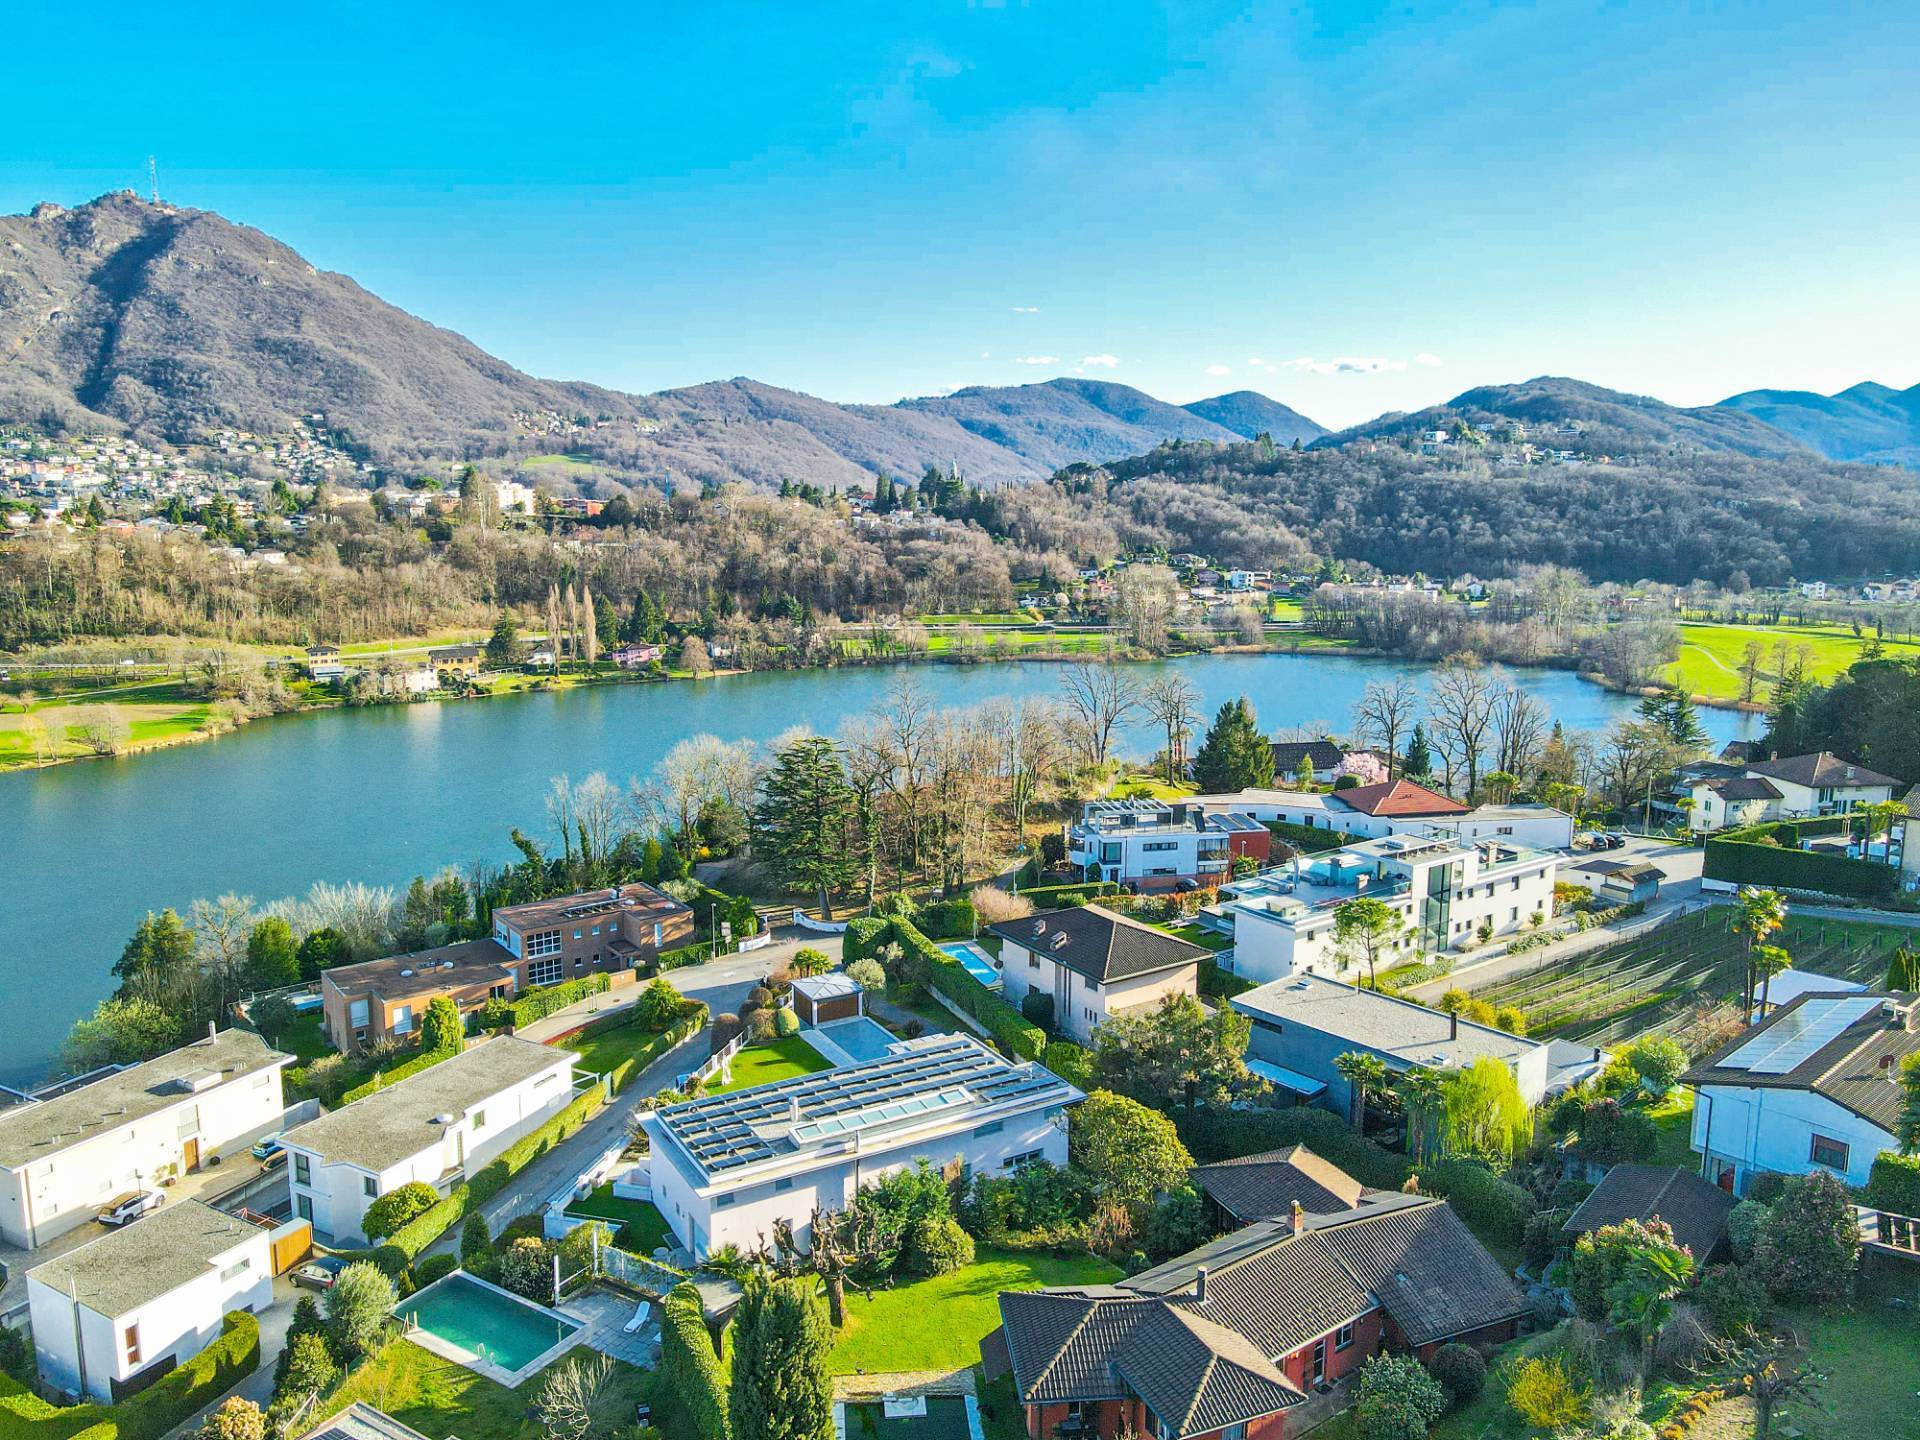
1695;1263;1770;1338
1021;990;1055;1027
499;1235;556;1302
412;1253;459;1287
636;978;686;1030
274;1330;338;1407
918;898;977;939
483;974;612;1030
1414;1159;1536;1246
743;986;773;1015
970;883;1034;928
661;1282;730;1440
1504;1355;1590;1430
196;1397;265;1440
1623;1037;1689;1097
419;995;464;1055
904;1215;975;1276
1428;1343;1486;1408
1743;1171;1787;1206
747;1009;777;1041
1751;1170;1859;1304
842;917;889;965
460;1212;492;1269
1654;1302;1712;1374
1578;1098;1657;1168
1143;1186;1212;1262
325;1262;396;1361
362;1181;440;1241
1867;1152;1920;1216
1353;1353;1447;1440
773;1007;800;1038
1042;1040;1093;1088
845;957;886;992
1725;1199;1769;1261
1524;1209;1565;1270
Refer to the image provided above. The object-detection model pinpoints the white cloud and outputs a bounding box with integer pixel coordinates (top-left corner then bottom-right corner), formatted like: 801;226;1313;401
980;351;990;359
1205;363;1233;377
1080;354;1120;368
1414;353;1443;367
1248;356;1276;370
1281;355;1416;375
1010;306;1040;314
1013;355;1059;366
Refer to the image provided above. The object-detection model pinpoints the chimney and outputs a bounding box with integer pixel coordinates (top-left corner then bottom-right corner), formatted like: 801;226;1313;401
1592;1046;1602;1064
207;1020;217;1040
1881;1055;1899;1084
1449;1010;1460;1040
1194;1266;1208;1304
1291;1202;1306;1237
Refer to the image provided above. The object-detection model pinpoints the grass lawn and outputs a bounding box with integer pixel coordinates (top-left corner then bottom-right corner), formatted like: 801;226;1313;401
1663;619;1920;702
319;1340;654;1440
918;612;1037;626
1157;921;1231;952
827;1248;1122;1375
0;687;225;768
563;1020;675;1082
1644;1090;1695;1169
520;452;601;470
705;1035;833;1094
1776;1298;1920;1437
1109;771;1197;800
262;1009;333;1064
567;1184;674;1253
975;1369;1029;1440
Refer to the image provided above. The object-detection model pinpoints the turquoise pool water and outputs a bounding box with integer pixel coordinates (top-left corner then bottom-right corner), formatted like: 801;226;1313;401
939;941;1002;989
394;1273;579;1372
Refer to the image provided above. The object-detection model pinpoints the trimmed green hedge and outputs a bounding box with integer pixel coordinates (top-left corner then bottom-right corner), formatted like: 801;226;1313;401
340;1042;460;1105
1041;1040;1092;1088
1174;1107;1410;1191
661;1282;729;1440
1264;819;1365;853
1197;955;1255;1000
919;898;978;939
841;916;889;965
895;919;1046;1061
375;1078;608;1258
1867;1152;1920;1217
1414;1159;1537;1246
0;1312;259;1440
480;974;612;1030
656;941;716;970
1704;824;1898;900
1015;882;1122;905
606;1002;708;1095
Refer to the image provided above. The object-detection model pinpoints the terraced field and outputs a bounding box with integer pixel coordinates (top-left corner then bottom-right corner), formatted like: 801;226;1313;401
1471;909;1909;1054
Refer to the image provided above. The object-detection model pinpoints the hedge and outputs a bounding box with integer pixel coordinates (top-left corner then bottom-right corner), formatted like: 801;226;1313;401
1703;826;1898;901
1264;819;1365;853
841;916;889;965
656;941;716;970
919;898;978;940
1197;955;1255;1000
1173;1107;1410;1191
895;920;1046;1061
0;1312;259;1440
1015;882;1122;906
376;1078;609;1259
481;974;612;1030
604;1002;708;1095
1040;1040;1092;1088
1414;1159;1537;1247
661;1282;730;1440
340;1042;460;1105
1866;1152;1920;1217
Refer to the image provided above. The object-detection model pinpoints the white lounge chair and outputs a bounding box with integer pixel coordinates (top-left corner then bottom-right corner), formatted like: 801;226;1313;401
623;1300;652;1334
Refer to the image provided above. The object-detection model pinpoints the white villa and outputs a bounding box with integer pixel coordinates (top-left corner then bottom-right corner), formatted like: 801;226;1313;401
641;1033;1081;1257
280;1036;577;1246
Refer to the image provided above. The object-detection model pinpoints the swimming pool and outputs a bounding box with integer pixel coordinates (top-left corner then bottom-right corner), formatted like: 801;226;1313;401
939;941;1002;989
394;1271;582;1384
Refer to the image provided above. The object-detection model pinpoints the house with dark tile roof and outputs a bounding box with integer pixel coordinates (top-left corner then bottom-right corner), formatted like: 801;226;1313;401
985;1195;1526;1440
1268;741;1347;784
1683;990;1920;1195
1562;1164;1735;1263
1688;751;1899;834
1191;1146;1395;1229
986;906;1208;1045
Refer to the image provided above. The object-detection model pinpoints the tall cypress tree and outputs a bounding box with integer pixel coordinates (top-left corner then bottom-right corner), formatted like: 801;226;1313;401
1405;722;1434;778
730;1272;832;1440
1191;697;1275;793
752;736;858;920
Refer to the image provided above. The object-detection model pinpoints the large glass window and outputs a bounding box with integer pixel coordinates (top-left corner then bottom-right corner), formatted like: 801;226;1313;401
526;929;562;958
528;956;563;987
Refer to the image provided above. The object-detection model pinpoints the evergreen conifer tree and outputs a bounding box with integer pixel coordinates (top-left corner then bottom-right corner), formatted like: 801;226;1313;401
1191;697;1275;792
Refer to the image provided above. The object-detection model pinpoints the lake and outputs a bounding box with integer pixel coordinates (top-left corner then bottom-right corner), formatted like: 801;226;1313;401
0;653;1752;1084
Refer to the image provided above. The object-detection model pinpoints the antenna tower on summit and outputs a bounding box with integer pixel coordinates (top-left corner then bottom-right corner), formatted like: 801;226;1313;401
148;157;160;205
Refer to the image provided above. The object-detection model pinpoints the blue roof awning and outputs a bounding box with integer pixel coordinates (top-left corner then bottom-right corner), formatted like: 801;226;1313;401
1246;1059;1328;1097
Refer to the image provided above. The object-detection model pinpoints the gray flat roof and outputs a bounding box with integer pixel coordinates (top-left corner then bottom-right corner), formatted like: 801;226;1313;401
654;1033;1078;1179
1232;973;1541;1070
0;1030;289;1170
27;1199;262;1317
281;1035;574;1173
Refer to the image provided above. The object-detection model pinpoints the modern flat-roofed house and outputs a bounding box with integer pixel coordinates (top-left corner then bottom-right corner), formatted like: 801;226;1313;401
987;1194;1526;1440
1187;782;1575;852
280;1035;578;1245
1212;833;1556;986
642;1033;1081;1257
1683;990;1919;1195
1232;972;1550;1110
987;906;1209;1045
0;1030;290;1248
322;882;692;1053
26;1199;273;1401
1064;800;1272;891
428;643;483;681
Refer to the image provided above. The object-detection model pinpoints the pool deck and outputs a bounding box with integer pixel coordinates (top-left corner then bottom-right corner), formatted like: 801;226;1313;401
561;1286;662;1367
397;1270;587;1388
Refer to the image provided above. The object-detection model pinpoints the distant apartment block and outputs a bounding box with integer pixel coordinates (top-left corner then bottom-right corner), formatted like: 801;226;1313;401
280;1035;578;1246
1188;778;1576;852
322;882;692;1052
1065;799;1271;891
0;1031;290;1248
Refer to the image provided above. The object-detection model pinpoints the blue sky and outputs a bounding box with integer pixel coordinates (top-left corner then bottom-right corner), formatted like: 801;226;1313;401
5;0;1917;428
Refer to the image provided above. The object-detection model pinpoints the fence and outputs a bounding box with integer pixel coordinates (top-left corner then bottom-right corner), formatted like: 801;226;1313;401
682;1030;747;1092
597;1241;691;1296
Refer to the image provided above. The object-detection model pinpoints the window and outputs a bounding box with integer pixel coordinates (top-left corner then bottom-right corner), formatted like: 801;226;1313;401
363;1176;378;1198
1142;1411;1162;1440
973;1121;1004;1138
1028;952;1039;970
774;1178;794;1193
295;1194;314;1222
1221;1426;1246;1440
219;1258;251;1282
1810;1134;1850;1171
1142;841;1178;852
391;1004;413;1035
293;1154;311;1186
123;1324;141;1366
1335;1322;1355;1351
573;929;583;940
528;956;563;987
1006;1149;1046;1171
527;929;562;959
348;999;370;1028
716;1193;736;1208
472;1109;487;1130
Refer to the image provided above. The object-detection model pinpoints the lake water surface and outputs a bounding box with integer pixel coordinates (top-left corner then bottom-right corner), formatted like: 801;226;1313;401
0;653;1751;1083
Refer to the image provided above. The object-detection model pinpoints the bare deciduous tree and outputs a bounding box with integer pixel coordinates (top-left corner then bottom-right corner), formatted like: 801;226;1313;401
1426;654;1500;799
1352;677;1418;779
1491;681;1549;780
1058;660;1141;769
1141;674;1201;784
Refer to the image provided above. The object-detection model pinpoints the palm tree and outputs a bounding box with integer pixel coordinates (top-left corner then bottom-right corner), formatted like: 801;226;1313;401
1733;887;1787;1015
1752;943;1792;1016
1333;1050;1392;1136
1607;1239;1695;1379
1396;1066;1446;1164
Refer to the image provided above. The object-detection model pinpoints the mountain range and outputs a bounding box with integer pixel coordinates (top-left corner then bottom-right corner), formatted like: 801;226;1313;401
0;192;1909;489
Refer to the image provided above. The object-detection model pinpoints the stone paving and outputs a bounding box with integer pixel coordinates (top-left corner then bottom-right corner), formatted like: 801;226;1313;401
563;1285;661;1367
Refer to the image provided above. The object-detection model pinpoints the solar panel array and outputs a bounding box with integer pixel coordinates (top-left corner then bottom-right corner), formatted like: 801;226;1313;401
659;1035;1069;1174
1723;996;1880;1074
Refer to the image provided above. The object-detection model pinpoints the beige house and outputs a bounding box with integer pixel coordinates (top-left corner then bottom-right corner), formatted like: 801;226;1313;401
986;905;1207;1044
